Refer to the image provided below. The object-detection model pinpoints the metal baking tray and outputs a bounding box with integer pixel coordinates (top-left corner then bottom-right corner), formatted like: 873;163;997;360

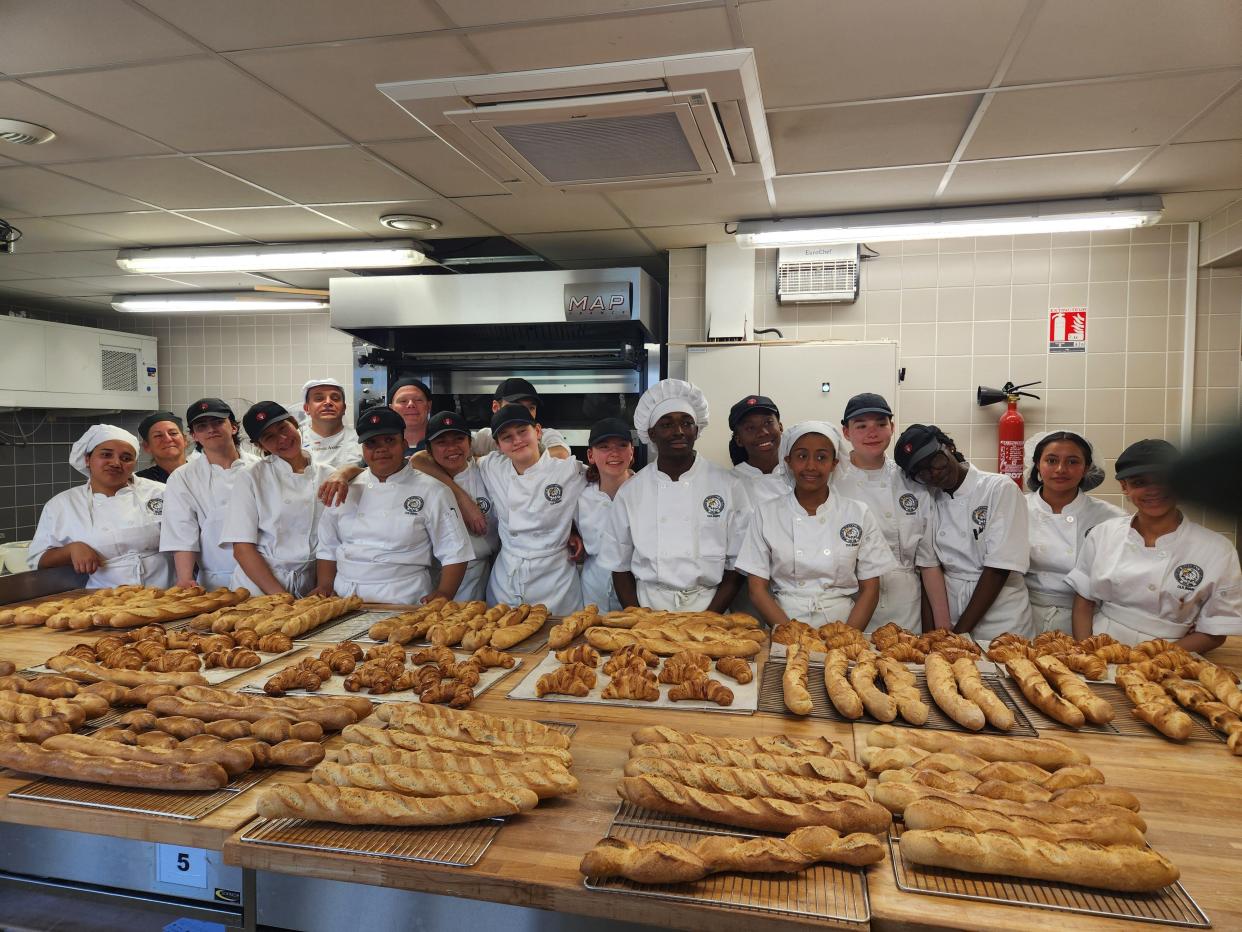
584;811;870;925
613;800;772;839
993;676;1122;735
758;662;1038;737
239;815;504;867
302;609;552;653
887;826;1209;928
1090;682;1225;744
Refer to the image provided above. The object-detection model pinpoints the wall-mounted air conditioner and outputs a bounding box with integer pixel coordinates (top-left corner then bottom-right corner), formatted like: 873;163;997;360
0;316;158;411
377;49;774;191
776;245;860;305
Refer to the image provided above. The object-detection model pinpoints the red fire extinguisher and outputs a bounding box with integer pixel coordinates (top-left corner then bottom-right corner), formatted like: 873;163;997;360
977;380;1042;487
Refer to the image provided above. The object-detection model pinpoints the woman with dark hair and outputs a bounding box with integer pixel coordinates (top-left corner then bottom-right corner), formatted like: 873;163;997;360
895;423;1035;641
577;417;635;612
1024;430;1123;634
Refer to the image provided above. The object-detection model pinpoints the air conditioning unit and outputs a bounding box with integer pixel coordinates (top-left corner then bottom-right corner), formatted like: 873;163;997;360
0;316;158;410
377;49;774;191
776;245;861;305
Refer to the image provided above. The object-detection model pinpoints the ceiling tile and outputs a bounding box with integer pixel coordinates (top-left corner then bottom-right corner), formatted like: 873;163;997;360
453;191;628;234
308;200;496;239
604;180;773;226
56;210;245;245
0;166;149;216
0;250;124;278
0;277;114;297
514;228;653;261
637;223;734;250
466;7;735;72
1120;140;1242;193
1006;0;1242;83
53;157;287;209
768;96;981;174
5;217;136;251
75;274;233;294
146;271;284;289
260;270;356;290
1159;189;1242;222
437;1;680;27
0;0;201;74
1178;84;1242;144
964;72;1241;160
202;147;435;203
134;0;447;51
175;206;360;241
942;150;1152;203
772;166;946;214
226;35;482;142
27;59;345;151
740;0;1026;107
0;82;174;162
366;139;508;197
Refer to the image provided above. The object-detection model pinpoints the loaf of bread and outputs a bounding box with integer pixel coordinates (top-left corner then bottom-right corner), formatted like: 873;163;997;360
950;658;1015;731
624;757;868;803
782;639;813;715
47;655;208;687
579;825;884;882
1052;785;1141;811
925;653;985;730
585;627;761;658
1005;657;1086;728
629;725;844;760
547;605;599;649
899;828;1177;892
43;732;254;776
874;782;1147;831
376;702;571;750
342;723;572;767
876;656;929;725
0;739;228;790
850;652;898;722
1034;655;1114;724
618;774;891;834
312;760;578;799
628;742;866;787
334;742;572;779
819;648;862;719
256;783;538;825
866;724;1089;768
902;797;1145;846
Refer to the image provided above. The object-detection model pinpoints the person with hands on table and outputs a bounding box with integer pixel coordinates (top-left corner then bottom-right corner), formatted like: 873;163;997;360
221;401;336;598
1068;439;1242;653
736;421;896;631
160;398;258;590
577;416;636;612
315;407;474;605
135;411;189;483
602;379;752;613
1024;430;1123;635
729;394;787;507
29;424;174;587
299;378;362;469
895;423;1035;641
424;410;498;602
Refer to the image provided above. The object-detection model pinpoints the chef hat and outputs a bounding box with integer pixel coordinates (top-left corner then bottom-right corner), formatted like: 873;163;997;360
70;424;139;477
633;379;709;445
301;377;345;401
779;420;844;485
1025;429;1105;492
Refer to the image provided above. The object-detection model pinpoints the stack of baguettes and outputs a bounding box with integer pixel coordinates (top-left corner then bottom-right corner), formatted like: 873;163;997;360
0;585;249;631
863;724;1180;893
255;702;578;827
584;610;765;659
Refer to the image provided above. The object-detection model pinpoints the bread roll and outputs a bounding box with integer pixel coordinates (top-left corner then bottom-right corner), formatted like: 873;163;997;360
902;797;1144;846
925;654;985;730
866;724;1089;768
256;783;537;826
782;640;813;716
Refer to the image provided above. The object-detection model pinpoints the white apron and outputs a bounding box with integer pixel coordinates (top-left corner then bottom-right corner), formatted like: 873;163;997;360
1029;591;1073;636
488;543;582;616
636;580;715;612
944;569;1035;641
87;500;174;589
1093;602;1187;645
773;587;856;630
456;558;492;603
231;560;315;599
870;565;923;633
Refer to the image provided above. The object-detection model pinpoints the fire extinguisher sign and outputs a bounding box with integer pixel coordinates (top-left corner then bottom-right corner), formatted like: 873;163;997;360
1049;307;1087;353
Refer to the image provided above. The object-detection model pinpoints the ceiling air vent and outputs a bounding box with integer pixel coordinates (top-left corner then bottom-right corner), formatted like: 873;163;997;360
377;50;773;191
0;118;55;145
776;245;860;305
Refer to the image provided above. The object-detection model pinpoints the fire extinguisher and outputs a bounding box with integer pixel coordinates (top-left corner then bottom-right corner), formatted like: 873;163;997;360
976;380;1042;487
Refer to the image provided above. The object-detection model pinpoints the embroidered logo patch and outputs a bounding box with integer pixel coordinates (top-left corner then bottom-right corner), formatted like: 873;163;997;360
369;414;380;424
200;402;209;410
476;495;492;515
147;498;163;515
544;483;563;504
403;495;424;515
902;442;913;454
703;494;725;517
899;492;919;515
1174;563;1204;591
256;411;267;422
971;505;989;530
839;522;862;546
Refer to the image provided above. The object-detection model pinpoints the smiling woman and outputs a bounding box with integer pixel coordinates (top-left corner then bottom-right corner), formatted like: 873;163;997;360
135;410;188;483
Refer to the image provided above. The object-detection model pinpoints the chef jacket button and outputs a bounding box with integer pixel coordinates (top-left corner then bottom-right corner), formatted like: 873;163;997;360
1157;551;1167;557
938;531;945;537
1148;584;1157;591
1066;516;1075;524
818;517;825;524
796;550;803;556
885;511;892;518
823;548;831;555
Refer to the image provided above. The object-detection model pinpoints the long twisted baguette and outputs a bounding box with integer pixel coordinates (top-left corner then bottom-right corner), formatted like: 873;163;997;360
579;825;884;883
900;828;1178;892
630;725;845;759
618;774;891;834
175;685;373;721
42;733;253;777
628;742;866;786
951;658;1015;731
335;743;571;777
46;656;208;687
874;782;1147;831
1005;657;1086;728
782;640;813;715
376;703;570;750
256;783;538;825
902;797;1144;846
850;652;898;722
866;724;1089;768
623;757;869;803
312;760;578;799
824;648;864;719
876;656;928;725
1034;655;1115;724
341;724;572;766
925;653;985;730
585;627;760;658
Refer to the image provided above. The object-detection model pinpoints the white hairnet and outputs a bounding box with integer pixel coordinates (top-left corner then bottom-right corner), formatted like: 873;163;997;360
634;379;710;445
69;424;139;477
1026;429;1105;492
779;421;845;486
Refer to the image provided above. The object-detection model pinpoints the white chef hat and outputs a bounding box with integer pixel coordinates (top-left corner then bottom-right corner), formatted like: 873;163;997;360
301;377;345;401
69;424;139;476
779;421;845;486
1025;429;1105;492
634;379;710;445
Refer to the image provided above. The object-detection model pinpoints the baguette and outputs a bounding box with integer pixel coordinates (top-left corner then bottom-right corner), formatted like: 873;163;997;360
876;656;928;725
547;606;598;649
585;627;760;658
0;717;73;742
950;658;1014;731
491;606;549;650
1052;786;1141;812
1197;664;1242;715
0;740;227;790
623;757;869;803
1034;655;1115;724
782;640;813;715
312;760;578;799
376;703;571;750
925;653;985;730
823;648;864;719
147;697;357;731
618;774;891;835
1005;657;1086;728
866;724;1089;768
256;783;538;826
46;655;208;687
43;732;254;777
175;684;373;721
899;828;1177;893
629;725;845;760
878;767;980;794
873;782;1147;830
902;797;1145;846
850;652;898;722
341;724;572;766
628;742;866;786
579;825;884;883
335;743;572;777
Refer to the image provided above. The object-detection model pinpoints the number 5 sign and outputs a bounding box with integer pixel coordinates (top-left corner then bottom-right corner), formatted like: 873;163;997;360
156;844;208;888
1049;307;1087;353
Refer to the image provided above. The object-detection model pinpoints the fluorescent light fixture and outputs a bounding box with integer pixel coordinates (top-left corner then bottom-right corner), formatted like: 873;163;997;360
734;196;1164;248
112;291;328;314
116;239;425;273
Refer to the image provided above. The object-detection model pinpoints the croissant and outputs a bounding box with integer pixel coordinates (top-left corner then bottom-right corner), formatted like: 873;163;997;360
1094;643;1133;663
608;644;659;669
264;667;323;696
365;644;405;664
870;622;904;651
603;653;652;677
658;651;712;684
715;656;753;684
419;680;474;708
255;633;293;653
132;640;167;660
1056;652;1107;680
143;651;202;673
553;644;600;668
443;660;482;687
407;665;443;693
535;667;592;698
668;675;734;706
203;648;261;670
881;643;928;663
472;646;516;669
602;671;660;701
410;646;456;667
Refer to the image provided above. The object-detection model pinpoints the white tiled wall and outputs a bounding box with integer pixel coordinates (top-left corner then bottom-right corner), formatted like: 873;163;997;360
1201;196;1242;266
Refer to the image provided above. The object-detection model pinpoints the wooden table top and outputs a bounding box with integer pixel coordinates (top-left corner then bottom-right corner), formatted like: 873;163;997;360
2;600;1240;931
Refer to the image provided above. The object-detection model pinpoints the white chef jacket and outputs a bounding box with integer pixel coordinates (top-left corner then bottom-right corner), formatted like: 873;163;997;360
732;460;788;508
471;425;569;457
445;459;500;602
220;451;335;597
317;467;473;605
29;478;175;589
159;450;259;590
1025;489;1124;634
602;455;752;611
479;449;586;615
303;426;362;470
1066;515;1242;643
931;464;1035;640
577;483;623;612
735;489;897;629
